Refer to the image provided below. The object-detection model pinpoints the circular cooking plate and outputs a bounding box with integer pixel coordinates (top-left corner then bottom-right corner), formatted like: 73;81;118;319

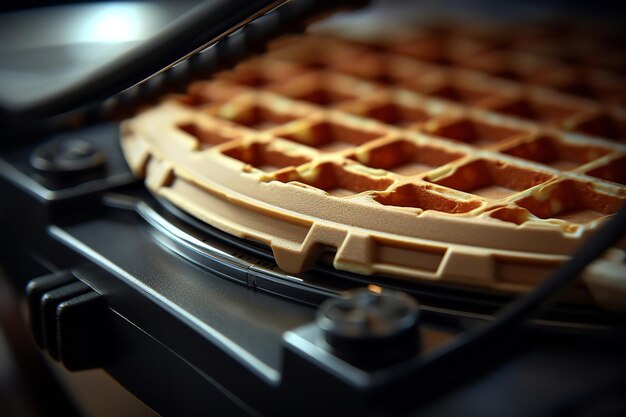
140;193;624;337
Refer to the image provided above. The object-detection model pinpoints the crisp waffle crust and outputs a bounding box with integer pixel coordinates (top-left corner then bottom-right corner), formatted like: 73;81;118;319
121;25;626;306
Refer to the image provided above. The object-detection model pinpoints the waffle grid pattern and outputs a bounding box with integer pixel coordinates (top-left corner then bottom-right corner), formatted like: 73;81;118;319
175;29;625;232
122;23;626;302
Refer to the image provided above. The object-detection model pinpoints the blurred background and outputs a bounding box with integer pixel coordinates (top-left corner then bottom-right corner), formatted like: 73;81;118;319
0;1;624;417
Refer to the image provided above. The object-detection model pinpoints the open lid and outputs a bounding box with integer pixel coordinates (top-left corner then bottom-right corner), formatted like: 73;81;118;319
0;0;365;139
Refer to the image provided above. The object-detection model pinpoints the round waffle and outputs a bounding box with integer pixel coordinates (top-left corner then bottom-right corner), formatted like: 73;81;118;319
121;24;626;308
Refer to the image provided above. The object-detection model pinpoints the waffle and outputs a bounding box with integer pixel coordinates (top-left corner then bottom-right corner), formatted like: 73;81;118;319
121;22;626;308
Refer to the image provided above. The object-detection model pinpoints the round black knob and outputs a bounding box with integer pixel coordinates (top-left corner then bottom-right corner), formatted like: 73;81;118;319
316;287;421;364
31;139;105;174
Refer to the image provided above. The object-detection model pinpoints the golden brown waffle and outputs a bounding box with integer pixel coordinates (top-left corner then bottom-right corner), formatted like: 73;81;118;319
121;23;626;308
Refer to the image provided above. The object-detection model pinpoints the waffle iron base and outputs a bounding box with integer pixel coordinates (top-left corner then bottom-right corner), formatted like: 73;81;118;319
1;122;625;416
